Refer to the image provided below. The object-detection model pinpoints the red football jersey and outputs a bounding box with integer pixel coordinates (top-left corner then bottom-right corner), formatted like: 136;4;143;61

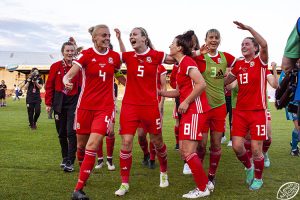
176;56;211;113
122;48;165;105
230;55;268;110
73;47;121;110
194;51;236;73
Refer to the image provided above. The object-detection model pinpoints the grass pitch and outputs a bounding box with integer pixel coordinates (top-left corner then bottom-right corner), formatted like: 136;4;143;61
0;98;299;200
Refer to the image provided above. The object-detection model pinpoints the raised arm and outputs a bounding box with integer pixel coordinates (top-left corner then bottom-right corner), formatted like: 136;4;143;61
233;21;268;64
267;62;279;89
114;28;126;53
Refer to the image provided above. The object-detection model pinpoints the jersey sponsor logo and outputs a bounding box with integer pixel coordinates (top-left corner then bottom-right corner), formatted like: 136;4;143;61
99;63;106;68
146;56;152;63
277;182;299;200
198;132;202;137
250;61;255;67
214;69;225;79
57;71;61;75
92;58;96;62
108;57;113;64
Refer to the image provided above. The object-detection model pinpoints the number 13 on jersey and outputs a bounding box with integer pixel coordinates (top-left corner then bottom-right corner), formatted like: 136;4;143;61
239;73;248;84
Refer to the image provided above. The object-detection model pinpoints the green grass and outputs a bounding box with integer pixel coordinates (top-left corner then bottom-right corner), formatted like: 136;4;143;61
0;98;299;200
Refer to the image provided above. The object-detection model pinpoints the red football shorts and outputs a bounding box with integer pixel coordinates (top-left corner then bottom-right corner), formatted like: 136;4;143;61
75;108;114;135
232;109;267;140
179;109;208;141
120;103;162;135
202;104;227;133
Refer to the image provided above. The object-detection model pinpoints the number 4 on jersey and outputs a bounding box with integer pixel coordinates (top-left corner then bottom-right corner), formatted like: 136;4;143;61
99;70;106;81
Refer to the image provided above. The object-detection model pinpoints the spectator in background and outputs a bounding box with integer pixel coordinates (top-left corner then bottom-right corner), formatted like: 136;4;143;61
279;59;300;156
13;84;20;101
24;68;43;130
0;80;7;107
281;17;300;72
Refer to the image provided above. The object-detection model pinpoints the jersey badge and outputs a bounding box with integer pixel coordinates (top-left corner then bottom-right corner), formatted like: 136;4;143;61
146;56;152;63
250;61;255;67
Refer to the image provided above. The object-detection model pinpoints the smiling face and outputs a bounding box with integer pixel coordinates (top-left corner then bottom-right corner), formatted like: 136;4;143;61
93;27;111;50
205;30;220;53
129;28;147;50
241;38;257;58
62;45;75;62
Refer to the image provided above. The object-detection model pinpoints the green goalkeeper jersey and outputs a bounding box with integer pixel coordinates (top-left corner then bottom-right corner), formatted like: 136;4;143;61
202;52;227;108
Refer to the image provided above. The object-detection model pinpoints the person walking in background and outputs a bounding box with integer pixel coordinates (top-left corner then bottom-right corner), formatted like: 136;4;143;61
24;68;43;130
225;21;269;191
45;40;80;172
0;80;7;107
13;84;20;101
223;87;233;146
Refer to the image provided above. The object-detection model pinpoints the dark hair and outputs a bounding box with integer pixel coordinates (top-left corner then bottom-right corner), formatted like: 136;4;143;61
61;41;75;54
134;27;155;49
31;67;38;72
175;30;194;56
245;37;260;55
185;30;200;50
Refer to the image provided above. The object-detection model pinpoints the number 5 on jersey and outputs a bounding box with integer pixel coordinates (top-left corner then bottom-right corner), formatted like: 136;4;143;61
137;65;144;77
99;70;106;81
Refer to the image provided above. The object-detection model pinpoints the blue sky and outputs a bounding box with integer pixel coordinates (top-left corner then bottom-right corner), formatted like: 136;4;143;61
0;0;299;64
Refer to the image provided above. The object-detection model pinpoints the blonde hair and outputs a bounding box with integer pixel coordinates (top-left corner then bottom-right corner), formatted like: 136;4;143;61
88;24;109;36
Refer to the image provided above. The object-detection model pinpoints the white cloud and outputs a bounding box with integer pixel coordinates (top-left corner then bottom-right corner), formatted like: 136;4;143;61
0;0;299;63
